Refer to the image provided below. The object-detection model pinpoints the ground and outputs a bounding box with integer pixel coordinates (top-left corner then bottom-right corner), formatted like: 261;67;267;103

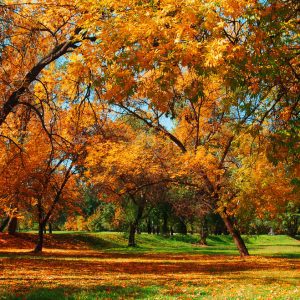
0;232;299;299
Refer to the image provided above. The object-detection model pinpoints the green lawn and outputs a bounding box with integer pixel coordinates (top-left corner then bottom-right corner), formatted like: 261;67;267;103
41;231;300;257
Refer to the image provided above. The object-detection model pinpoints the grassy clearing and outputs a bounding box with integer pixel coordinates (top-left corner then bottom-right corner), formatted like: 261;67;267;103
16;231;300;257
0;232;299;299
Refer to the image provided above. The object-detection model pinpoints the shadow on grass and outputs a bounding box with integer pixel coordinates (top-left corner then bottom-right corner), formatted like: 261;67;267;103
5;285;161;300
207;235;233;245
0;233;298;259
72;234;122;250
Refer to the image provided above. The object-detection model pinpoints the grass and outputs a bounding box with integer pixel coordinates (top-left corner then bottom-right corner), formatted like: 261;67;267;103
0;232;299;299
37;231;300;257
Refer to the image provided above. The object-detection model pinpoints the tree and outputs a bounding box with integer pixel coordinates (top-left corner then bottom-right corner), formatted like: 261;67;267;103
0;0;298;257
227;136;300;234
85;122;174;246
0;105;87;251
74;0;299;256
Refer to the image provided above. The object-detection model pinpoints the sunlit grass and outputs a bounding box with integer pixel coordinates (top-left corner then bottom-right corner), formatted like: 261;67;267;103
47;232;300;257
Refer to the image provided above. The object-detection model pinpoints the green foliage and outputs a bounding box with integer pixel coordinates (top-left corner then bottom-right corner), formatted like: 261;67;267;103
86;203;117;232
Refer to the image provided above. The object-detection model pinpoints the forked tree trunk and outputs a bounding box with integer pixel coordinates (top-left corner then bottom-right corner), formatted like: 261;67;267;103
222;214;249;257
8;217;18;235
34;222;45;253
33;164;73;253
127;200;145;247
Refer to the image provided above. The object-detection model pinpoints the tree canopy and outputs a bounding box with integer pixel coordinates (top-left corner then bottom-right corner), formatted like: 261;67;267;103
0;0;299;255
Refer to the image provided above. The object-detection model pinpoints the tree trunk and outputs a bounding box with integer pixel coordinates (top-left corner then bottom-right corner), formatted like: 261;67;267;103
128;199;145;247
8;217;18;235
178;218;187;235
222;214;249;257
190;222;194;235
128;223;137;247
0;216;10;232
147;219;152;234
162;213;169;236
34;223;45;253
49;222;53;234
199;217;208;245
156;226;160;235
170;227;174;236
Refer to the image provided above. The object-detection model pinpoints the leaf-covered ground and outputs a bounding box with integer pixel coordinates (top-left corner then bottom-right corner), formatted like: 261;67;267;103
0;233;299;299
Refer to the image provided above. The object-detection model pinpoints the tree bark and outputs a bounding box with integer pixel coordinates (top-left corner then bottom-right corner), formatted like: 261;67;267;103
128;223;137;247
7;217;18;235
127;198;145;247
222;214;249;256
0;216;10;232
199;217;208;245
162;212;169;236
147;219;152;234
49;222;53;234
156;225;160;235
190;222;194;235
34;222;45;253
178;218;187;235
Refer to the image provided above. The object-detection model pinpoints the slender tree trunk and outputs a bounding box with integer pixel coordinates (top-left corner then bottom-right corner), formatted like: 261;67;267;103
128;223;137;247
156;226;160;235
147;219;152;234
162;213;169;236
49;222;53;234
190;222;194;235
152;226;155;234
8;217;18;235
199;217;208;245
34;222;45;253
170;227;174;236
0;216;10;232
222;214;249;256
128;199;145;247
